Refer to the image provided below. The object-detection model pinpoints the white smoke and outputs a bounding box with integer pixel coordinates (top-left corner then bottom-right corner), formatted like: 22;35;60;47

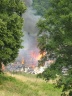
23;0;33;7
16;0;40;66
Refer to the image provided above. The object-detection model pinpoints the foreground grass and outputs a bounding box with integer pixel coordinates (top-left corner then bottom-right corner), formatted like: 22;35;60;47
0;73;62;96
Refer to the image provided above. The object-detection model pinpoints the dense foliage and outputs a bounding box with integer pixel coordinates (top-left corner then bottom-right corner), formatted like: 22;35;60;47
37;0;72;95
32;0;50;16
0;0;26;70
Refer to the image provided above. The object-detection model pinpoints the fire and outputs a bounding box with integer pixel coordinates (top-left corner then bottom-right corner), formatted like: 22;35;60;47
37;52;46;60
21;58;24;64
30;51;46;61
37;54;42;60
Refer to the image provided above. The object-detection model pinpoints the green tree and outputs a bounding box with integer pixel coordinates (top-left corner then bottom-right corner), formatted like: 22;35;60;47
32;0;50;16
37;0;72;95
0;0;26;72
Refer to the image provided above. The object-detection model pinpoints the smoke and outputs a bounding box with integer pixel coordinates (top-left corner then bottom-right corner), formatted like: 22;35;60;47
16;0;41;66
23;0;33;7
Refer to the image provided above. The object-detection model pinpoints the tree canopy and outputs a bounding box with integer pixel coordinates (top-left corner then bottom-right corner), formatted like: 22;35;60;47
0;0;26;70
37;0;72;95
32;0;50;16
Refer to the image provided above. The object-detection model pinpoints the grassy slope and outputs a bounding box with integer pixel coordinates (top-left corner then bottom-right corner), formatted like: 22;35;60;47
0;73;62;96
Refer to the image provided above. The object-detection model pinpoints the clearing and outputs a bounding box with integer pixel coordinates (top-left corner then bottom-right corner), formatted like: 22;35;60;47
0;72;62;96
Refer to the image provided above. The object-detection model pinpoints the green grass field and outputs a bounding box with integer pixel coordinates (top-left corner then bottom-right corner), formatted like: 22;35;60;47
0;73;62;96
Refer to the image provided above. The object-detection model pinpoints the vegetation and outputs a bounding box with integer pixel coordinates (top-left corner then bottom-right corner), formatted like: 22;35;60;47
32;0;50;16
37;0;72;95
0;73;62;96
0;0;26;71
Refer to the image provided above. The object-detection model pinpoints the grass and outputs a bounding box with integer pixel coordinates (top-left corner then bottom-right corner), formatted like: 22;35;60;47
0;73;62;96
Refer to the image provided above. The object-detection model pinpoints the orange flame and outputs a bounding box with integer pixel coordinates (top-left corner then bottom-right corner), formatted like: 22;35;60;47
30;51;46;61
37;54;42;60
21;58;24;64
36;52;46;60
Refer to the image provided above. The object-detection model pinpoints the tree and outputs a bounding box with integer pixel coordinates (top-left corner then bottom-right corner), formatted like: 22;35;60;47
37;0;72;95
0;0;26;72
32;0;50;16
